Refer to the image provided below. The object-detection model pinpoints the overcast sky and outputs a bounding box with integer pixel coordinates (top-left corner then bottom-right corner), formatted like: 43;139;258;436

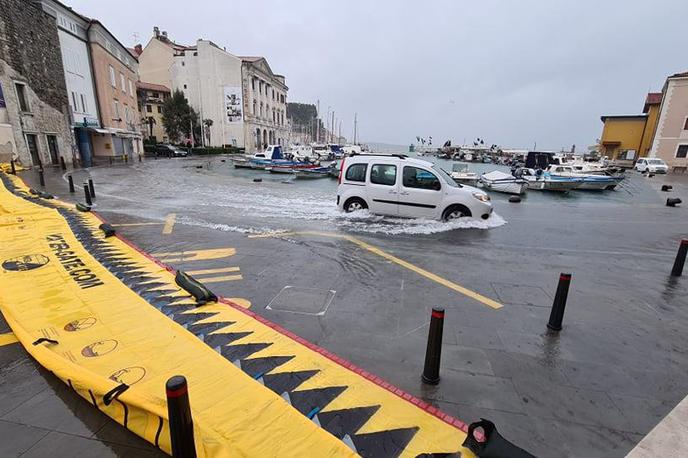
68;0;686;150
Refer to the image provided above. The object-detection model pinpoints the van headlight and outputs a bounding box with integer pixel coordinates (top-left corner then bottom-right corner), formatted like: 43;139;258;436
472;192;490;202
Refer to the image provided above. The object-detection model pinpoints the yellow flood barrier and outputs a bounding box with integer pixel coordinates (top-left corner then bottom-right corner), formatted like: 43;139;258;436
0;173;474;457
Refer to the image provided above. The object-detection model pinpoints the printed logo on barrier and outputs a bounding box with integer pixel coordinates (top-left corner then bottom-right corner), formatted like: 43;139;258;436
2;254;50;272
64;317;97;332
109;366;146;385
81;339;118;357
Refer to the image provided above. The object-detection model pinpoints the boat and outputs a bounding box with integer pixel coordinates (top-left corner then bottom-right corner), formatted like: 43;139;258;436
515;168;583;192
294;167;331;179
479;170;528;195
250;145;317;171
230;155;253;169
546;165;624;190
450;162;479;186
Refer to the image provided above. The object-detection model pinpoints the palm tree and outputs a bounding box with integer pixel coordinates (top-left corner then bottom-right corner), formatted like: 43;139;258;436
203;119;214;146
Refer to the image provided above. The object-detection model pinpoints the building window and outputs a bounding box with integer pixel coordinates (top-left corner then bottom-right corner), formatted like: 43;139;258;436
146;104;152;113
25;133;40;165
120;73;126;92
129;80;134;97
114;100;120;120
183;84;187;89
272;89;275;100
252;100;257;115
15;83;30;112
71;91;79;112
684;118;688;130
125;106;130;123
109;65;116;87
157;106;162;114
153;92;159;98
252;78;255;91
80;93;87;112
181;61;185;67
677;144;688;158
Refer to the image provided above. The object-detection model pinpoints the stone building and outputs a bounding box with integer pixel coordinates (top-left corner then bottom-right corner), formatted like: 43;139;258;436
0;0;74;167
137;81;170;143
138;28;287;153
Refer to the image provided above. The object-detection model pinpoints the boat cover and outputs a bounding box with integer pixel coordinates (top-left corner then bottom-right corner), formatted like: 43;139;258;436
0;172;475;457
482;170;516;181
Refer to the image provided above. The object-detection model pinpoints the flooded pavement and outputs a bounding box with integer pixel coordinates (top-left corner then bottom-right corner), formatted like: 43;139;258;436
4;156;688;457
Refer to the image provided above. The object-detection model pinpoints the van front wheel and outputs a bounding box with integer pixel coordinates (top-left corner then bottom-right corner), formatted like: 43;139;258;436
442;205;471;221
344;198;367;213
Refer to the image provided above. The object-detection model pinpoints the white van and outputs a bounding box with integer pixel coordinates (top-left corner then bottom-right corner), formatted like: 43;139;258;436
635;158;669;174
337;154;493;221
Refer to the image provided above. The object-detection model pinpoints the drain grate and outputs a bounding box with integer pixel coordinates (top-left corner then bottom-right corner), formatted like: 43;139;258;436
266;286;335;316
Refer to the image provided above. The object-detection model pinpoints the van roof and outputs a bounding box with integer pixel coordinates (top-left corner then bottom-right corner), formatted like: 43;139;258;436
347;153;435;168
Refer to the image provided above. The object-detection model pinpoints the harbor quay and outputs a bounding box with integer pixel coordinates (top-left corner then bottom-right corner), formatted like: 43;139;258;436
1;156;686;457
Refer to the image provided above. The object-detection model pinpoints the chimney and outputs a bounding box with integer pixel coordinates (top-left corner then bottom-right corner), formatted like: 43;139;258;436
134;44;143;55
153;26;160;38
162;31;168;38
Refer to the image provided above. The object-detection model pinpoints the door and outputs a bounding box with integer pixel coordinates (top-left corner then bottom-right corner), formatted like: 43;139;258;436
398;166;443;218
25;134;41;166
47;135;59;165
367;162;399;216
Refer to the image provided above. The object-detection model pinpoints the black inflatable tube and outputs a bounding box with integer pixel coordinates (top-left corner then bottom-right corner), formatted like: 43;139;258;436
462;419;535;458
175;271;218;305
76;203;91;212
99;223;116;237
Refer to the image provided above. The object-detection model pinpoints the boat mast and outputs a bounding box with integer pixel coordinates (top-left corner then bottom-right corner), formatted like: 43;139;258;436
353;113;357;145
316;100;320;144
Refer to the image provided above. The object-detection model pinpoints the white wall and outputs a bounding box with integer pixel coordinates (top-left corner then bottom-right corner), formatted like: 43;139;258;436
171;41;244;147
57;30;99;127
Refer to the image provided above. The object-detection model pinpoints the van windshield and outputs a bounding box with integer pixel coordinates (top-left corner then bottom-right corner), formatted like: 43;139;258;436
432;165;459;187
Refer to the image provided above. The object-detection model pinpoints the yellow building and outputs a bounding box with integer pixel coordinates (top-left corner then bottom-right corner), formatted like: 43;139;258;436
136;81;170;143
599;93;661;162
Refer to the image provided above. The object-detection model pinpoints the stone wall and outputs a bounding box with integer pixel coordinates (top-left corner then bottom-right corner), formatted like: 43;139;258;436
0;0;74;166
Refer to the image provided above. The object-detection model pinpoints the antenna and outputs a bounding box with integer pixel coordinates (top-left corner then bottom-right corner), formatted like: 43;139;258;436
132;32;140;43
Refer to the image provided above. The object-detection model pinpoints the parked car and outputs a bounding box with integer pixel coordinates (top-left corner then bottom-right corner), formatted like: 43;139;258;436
336;153;493;221
635;158;668;174
155;144;188;157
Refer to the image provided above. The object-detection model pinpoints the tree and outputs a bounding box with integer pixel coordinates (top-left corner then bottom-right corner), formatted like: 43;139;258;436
203;119;213;146
161;89;198;143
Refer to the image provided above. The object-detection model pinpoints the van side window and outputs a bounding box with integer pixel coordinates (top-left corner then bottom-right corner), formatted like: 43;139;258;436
345;163;367;182
370;164;397;186
403;166;441;191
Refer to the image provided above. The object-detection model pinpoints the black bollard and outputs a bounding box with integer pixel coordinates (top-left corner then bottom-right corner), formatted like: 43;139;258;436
60;156;67;171
88;178;95;199
661;185;673;192
10;159;16;174
109;156;113;166
667;197;682;207
671;239;688;277
547;273;572;331
421;307;445;385
38;167;45;187
83;184;92;206
139;154;142;163
68;175;75;193
166;376;197;458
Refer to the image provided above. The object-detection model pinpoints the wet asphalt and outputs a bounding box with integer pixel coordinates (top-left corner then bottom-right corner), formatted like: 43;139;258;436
3;155;688;457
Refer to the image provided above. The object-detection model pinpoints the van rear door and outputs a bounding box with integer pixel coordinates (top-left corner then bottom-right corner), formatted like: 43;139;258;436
367;161;399;216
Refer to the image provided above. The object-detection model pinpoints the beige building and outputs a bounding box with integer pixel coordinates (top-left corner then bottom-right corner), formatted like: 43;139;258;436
649;71;688;171
137;28;287;153
88;21;142;159
137;81;170;143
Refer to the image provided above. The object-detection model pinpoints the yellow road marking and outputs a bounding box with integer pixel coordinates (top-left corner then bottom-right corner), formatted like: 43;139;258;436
227;298;252;309
112;222;163;227
187;267;241;276
201;274;243;284
0;332;19;347
250;231;503;309
162;213;176;235
154;247;237;263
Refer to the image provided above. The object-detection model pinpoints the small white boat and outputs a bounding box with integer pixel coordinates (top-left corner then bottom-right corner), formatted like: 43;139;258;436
546;165;623;190
516;168;582;192
450;162;479;186
479;170;528;195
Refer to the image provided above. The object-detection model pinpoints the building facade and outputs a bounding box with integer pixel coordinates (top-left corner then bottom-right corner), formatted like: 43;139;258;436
0;0;74;167
138;29;288;153
599;92;661;162
87;21;142;159
649;72;688;171
241;57;288;152
40;0;99;166
137;81;170;142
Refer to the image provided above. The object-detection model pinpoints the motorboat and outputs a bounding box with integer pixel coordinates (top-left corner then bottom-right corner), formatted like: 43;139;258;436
546;165;624;190
450;162;479;186
250;145;317;171
515;168;582;192
479;170;528;195
230;155;253;169
294;167;331;179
